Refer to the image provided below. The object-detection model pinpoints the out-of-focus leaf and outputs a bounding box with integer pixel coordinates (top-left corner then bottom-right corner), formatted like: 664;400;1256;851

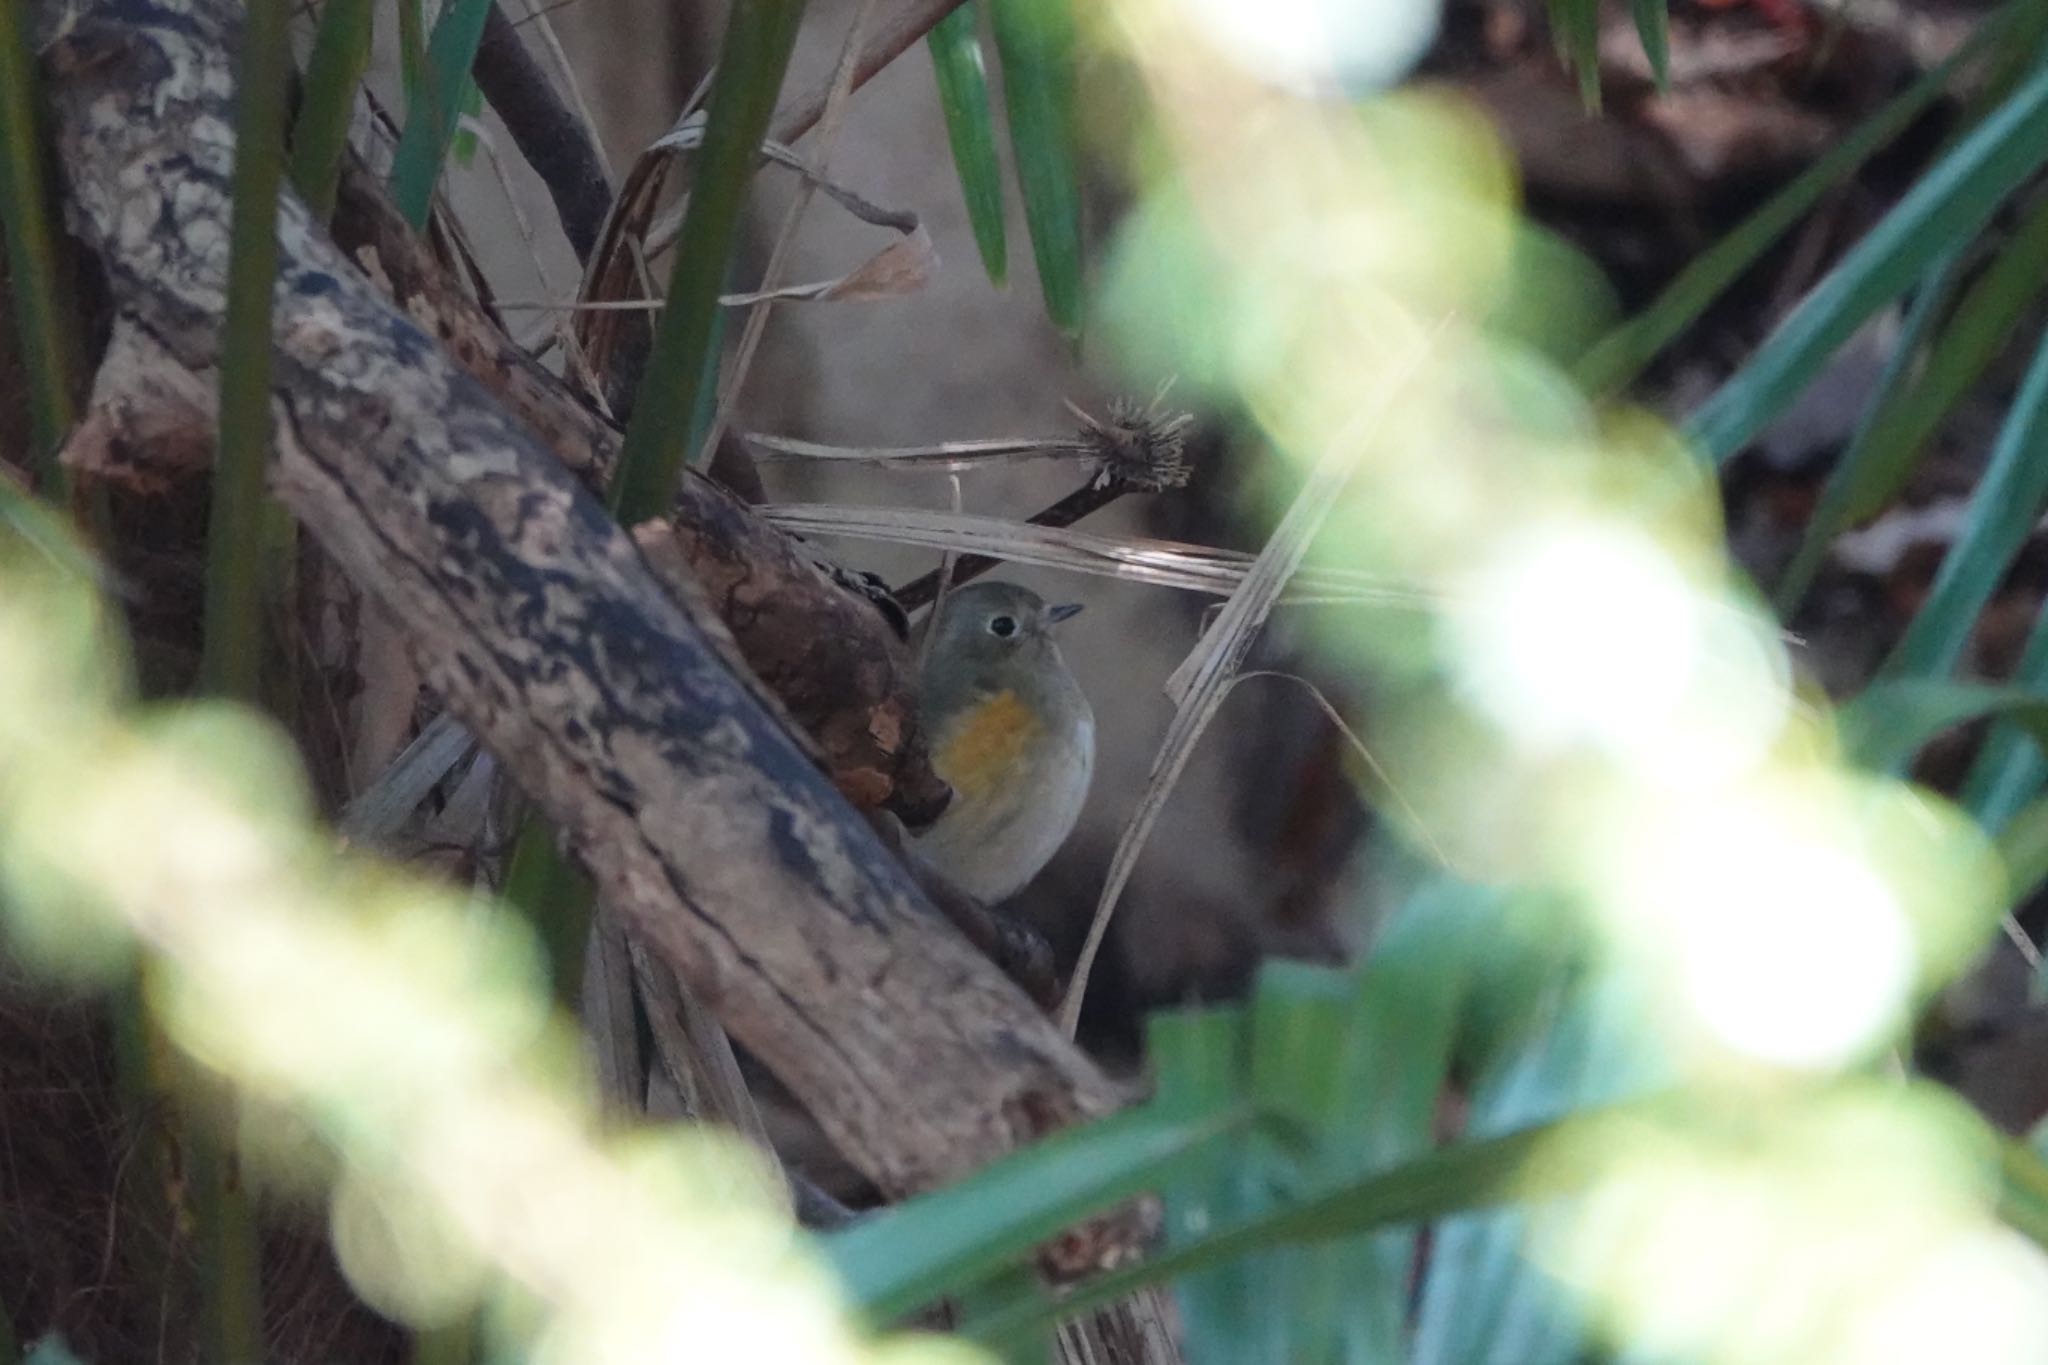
1772;245;1965;615
1574;17;1999;398
1844;199;2048;526
1781;197;2048;613
1838;680;2048;775
1550;0;1602;107
961;1104;1628;1349
826;1102;1245;1326
387;0;494;228
989;0;1084;338
1881;329;2048;682
0;0;80;493
2001;1133;2048;1249
929;3;1008;286
1414;974;1618;1365
1685;52;2048;463
291;0;375;221
1997;791;2048;912
1961;594;2048;829
206;0;292;705
22;1336;89;1365
1629;0;1670;88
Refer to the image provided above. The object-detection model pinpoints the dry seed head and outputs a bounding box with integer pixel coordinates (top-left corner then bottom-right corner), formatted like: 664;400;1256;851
1069;396;1194;492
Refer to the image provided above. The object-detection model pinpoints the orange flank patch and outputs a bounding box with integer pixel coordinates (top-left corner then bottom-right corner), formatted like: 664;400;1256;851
933;690;1042;800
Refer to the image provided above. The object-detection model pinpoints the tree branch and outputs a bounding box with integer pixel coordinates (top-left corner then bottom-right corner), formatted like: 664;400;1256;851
769;0;971;145
473;5;612;264
39;0;1117;1199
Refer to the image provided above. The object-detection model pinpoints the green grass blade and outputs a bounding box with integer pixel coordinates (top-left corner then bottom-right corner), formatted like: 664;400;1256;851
194;6;297;1352
825;1103;1247;1325
1150;1005;1259;1360
206;0;293;704
500;823;591;1004
606;0;807;523
1838;680;2048;774
1843;198;2048;525
928;2;1008;286
398;0;427;103
2001;1134;2048;1249
1686;50;2048;464
1245;968;1357;1365
387;0;495;228
1996;790;2048;908
1781;198;2048;613
1628;0;1670;89
0;476;102;584
1958;595;2048;828
291;0;375;222
1772;245;1965;615
1550;0;1602;107
1880;329;2048;683
1573;15;2002;400
959;1104;1631;1349
0;0;80;495
989;0;1084;340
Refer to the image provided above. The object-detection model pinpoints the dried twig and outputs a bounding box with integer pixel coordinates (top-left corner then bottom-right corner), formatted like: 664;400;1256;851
1057;343;1439;1035
474;3;613;262
762;504;1437;607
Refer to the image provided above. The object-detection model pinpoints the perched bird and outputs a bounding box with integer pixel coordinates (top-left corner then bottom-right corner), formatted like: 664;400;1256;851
912;581;1095;904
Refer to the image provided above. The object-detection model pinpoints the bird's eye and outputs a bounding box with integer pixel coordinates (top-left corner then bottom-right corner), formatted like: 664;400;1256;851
988;614;1018;638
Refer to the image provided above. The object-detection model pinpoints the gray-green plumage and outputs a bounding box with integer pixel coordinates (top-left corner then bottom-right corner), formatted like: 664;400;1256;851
913;582;1094;903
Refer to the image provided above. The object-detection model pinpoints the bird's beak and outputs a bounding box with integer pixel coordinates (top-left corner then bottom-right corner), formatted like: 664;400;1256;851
1046;602;1084;626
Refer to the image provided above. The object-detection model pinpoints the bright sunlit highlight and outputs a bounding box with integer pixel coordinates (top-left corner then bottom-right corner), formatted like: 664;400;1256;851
1608;797;1917;1069
1452;523;1702;753
1174;0;1441;95
1540;1092;2020;1364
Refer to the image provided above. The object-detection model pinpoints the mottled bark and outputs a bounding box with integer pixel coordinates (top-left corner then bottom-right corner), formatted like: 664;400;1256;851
36;0;1118;1198
334;156;952;825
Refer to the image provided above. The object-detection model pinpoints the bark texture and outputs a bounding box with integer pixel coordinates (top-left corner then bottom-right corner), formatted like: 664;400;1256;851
325;155;951;826
36;0;1116;1198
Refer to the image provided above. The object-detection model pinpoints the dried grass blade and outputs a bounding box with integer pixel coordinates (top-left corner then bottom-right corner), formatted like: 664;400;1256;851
340;712;478;846
742;432;1091;470
1055;341;1434;1035
757;503;1432;606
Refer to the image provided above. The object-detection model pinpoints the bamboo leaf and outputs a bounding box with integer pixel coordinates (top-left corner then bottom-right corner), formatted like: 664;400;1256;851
825;1103;1246;1325
1152;1005;1266;1361
388;0;496;228
1880;329;2048;683
291;0;375;222
989;0;1084;339
960;1104;1631;1348
0;0;81;495
1686;50;2048;464
929;3;1008;286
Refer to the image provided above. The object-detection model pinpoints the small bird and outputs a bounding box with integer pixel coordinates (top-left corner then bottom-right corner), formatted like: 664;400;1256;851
913;581;1095;904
